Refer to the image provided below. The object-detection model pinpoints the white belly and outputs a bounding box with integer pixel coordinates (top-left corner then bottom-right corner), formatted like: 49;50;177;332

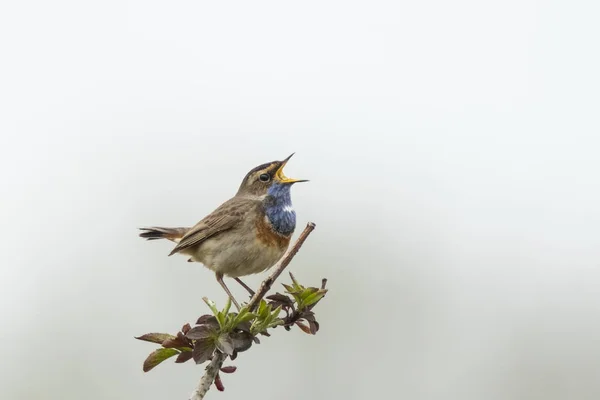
183;232;286;278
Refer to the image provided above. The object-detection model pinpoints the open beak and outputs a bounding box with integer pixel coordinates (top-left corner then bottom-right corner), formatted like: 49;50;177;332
275;153;309;184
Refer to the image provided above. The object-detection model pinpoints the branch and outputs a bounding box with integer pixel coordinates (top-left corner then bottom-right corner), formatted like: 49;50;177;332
189;351;227;400
188;221;316;399
247;222;316;311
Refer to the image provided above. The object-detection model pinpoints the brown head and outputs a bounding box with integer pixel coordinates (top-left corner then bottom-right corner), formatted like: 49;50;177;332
236;153;308;197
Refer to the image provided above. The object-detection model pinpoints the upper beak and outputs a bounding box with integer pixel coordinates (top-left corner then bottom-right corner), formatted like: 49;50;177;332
275;153;309;184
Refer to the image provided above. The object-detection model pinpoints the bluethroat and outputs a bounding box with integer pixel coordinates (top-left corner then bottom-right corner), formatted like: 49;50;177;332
139;153;307;309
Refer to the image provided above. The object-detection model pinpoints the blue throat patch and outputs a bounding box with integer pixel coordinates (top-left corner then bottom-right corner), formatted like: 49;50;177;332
264;183;296;236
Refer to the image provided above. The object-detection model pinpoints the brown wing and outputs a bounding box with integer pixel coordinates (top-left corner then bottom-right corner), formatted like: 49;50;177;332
168;197;255;256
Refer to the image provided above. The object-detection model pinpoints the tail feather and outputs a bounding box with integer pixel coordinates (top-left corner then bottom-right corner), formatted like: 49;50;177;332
139;227;189;242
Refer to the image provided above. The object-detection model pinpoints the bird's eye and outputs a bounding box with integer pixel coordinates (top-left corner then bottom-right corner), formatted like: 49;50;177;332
259;173;271;182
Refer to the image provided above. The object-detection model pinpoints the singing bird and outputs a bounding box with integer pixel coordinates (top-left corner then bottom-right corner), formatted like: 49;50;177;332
139;154;307;309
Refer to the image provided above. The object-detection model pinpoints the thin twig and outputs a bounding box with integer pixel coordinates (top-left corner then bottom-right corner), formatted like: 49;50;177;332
189;351;227;400
247;222;316;311
188;221;316;399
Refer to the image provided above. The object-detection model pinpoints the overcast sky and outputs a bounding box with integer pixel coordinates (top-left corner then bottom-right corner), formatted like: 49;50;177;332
1;1;599;399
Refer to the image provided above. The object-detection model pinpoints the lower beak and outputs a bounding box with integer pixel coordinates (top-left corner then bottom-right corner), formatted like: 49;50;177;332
276;153;309;184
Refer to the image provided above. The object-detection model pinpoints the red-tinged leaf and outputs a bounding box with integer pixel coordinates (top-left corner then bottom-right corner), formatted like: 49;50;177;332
143;348;179;372
214;373;225;391
196;315;219;329
295;321;312;334
308;319;320;334
135;333;176;345
216;334;234;356
161;338;179;348
231;331;254;352
177;332;192;347
266;293;293;305
162;336;188;349
192;338;215;364
220;366;237;374
181;323;191;334
186;325;216;340
302;311;316;322
175;351;193;364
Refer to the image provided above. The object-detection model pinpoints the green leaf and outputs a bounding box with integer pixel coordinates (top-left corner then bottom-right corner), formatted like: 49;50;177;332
143;348;179;372
268;319;284;328
271;305;282;319
203;297;220;319
214;299;234;329
233;307;248;321
281;283;295;293
222;297;232;318
234;310;256;325
300;290;327;309
289;272;302;290
216;313;226;329
257;301;271;320
192;338;216;364
300;287;319;298
135;333;177;345
216;334;235;355
262;305;283;328
257;300;266;313
249;319;263;335
229;309;257;332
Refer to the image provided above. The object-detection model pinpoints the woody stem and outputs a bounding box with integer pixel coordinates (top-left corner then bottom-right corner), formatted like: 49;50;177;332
188;351;227;400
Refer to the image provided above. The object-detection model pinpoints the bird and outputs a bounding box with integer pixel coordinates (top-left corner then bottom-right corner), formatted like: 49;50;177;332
139;153;307;310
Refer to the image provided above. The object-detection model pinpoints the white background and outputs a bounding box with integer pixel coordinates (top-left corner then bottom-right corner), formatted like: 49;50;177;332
1;1;599;399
